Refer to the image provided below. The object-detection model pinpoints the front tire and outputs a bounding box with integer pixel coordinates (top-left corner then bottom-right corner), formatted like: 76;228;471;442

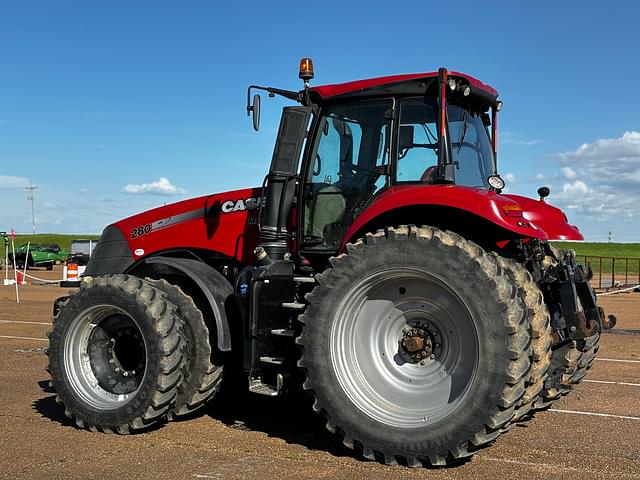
147;278;224;419
47;275;186;433
298;226;531;466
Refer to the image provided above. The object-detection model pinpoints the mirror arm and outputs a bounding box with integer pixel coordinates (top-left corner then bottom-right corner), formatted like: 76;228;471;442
247;85;302;114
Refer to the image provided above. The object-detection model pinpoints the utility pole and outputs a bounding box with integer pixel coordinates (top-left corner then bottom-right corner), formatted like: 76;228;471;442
608;226;612;243
26;180;38;234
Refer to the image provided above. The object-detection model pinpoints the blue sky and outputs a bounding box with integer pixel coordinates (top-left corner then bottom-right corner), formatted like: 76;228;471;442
1;1;639;241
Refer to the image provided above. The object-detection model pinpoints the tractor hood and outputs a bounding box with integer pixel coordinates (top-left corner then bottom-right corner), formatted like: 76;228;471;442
87;186;262;276
503;194;583;241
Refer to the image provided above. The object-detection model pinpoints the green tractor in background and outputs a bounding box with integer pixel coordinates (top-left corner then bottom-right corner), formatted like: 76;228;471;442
9;243;68;270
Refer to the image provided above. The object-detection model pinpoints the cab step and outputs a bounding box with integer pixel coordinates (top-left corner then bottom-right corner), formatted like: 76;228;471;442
270;328;296;337
294;276;316;284
248;374;285;397
260;356;285;365
282;302;305;311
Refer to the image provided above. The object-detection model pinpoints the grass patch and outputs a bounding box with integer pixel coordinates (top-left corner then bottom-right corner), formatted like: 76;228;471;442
552;242;640;259
552;242;640;275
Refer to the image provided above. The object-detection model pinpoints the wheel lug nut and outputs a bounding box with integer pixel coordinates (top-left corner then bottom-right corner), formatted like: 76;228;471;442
430;354;435;360
123;371;129;377
420;360;425;366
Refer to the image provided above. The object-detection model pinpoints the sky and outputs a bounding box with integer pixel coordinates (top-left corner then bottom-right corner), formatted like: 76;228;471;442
1;1;639;242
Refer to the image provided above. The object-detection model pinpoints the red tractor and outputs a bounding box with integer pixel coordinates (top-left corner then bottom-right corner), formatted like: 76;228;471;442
47;60;603;466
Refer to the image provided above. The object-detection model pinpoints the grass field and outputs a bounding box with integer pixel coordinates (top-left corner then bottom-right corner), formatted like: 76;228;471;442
552;242;640;258
552;242;640;276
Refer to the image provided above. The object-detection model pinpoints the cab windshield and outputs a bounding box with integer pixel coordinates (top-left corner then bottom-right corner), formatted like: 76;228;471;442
395;97;495;187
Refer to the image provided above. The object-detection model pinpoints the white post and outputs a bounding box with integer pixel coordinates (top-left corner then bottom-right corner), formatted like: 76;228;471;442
3;238;8;284
10;235;19;303
22;241;30;285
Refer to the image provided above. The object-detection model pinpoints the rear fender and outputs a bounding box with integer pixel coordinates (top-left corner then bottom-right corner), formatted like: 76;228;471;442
140;257;234;352
340;185;548;250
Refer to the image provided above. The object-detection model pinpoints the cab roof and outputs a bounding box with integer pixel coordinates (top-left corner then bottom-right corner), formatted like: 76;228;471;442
308;71;498;104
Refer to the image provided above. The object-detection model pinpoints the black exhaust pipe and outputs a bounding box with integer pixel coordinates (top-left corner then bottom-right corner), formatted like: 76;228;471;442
258;106;311;261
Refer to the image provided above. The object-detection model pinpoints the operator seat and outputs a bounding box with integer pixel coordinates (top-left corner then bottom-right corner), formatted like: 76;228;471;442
304;184;347;242
420;165;438;184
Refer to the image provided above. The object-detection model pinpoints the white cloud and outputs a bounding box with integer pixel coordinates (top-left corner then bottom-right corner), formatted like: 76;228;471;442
534;173;545;180
0;175;29;188
123;177;186;196
501;132;540;147
549;131;640;223
561;166;576;179
503;172;516;183
562;180;588;195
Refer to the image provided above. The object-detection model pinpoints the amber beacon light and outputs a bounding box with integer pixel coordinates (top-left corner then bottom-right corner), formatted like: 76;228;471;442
299;57;314;83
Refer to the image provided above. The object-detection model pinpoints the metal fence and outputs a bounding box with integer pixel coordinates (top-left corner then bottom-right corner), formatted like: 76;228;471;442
579;255;640;291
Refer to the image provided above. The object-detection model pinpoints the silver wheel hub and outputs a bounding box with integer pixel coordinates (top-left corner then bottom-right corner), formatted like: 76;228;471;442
64;305;147;410
330;268;479;428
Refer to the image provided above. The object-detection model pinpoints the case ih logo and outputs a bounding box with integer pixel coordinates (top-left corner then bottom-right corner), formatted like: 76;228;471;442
221;197;262;214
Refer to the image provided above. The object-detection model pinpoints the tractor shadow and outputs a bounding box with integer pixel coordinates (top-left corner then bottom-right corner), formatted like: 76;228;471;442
31;380;170;433
206;391;343;453
206;385;472;467
33;381;76;429
206;382;353;460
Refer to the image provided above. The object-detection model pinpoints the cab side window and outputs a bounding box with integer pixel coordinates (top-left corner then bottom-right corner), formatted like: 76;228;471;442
395;99;439;183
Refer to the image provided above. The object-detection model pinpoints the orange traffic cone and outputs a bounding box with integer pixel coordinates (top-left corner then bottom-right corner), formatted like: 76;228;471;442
67;263;79;280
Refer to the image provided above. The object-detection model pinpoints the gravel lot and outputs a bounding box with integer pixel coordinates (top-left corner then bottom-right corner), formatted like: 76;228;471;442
1;267;639;479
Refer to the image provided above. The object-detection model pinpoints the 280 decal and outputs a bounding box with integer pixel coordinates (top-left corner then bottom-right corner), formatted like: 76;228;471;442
130;224;152;239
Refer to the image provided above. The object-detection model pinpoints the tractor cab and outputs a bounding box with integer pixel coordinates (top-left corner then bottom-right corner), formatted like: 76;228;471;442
248;59;507;257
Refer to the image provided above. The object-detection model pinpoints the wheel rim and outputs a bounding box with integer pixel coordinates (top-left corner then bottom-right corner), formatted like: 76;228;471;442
330;268;479;428
63;305;147;410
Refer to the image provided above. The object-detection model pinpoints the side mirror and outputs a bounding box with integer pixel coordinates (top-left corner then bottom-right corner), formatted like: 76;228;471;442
248;94;261;131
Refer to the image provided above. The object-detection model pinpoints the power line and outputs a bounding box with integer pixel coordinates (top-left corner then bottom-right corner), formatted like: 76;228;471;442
25;180;38;234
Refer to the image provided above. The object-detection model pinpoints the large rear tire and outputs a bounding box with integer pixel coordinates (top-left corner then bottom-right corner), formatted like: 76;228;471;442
534;332;600;409
147;278;223;419
47;275;185;433
298;226;531;466
494;256;552;422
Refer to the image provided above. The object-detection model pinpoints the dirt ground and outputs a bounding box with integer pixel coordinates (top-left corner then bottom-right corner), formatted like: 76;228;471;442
1;267;639;479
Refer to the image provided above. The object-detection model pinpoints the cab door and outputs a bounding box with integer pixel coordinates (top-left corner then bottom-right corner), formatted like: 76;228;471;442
300;99;394;253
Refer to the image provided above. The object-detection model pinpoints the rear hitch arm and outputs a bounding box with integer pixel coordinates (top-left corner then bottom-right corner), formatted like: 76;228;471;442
549;251;602;340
